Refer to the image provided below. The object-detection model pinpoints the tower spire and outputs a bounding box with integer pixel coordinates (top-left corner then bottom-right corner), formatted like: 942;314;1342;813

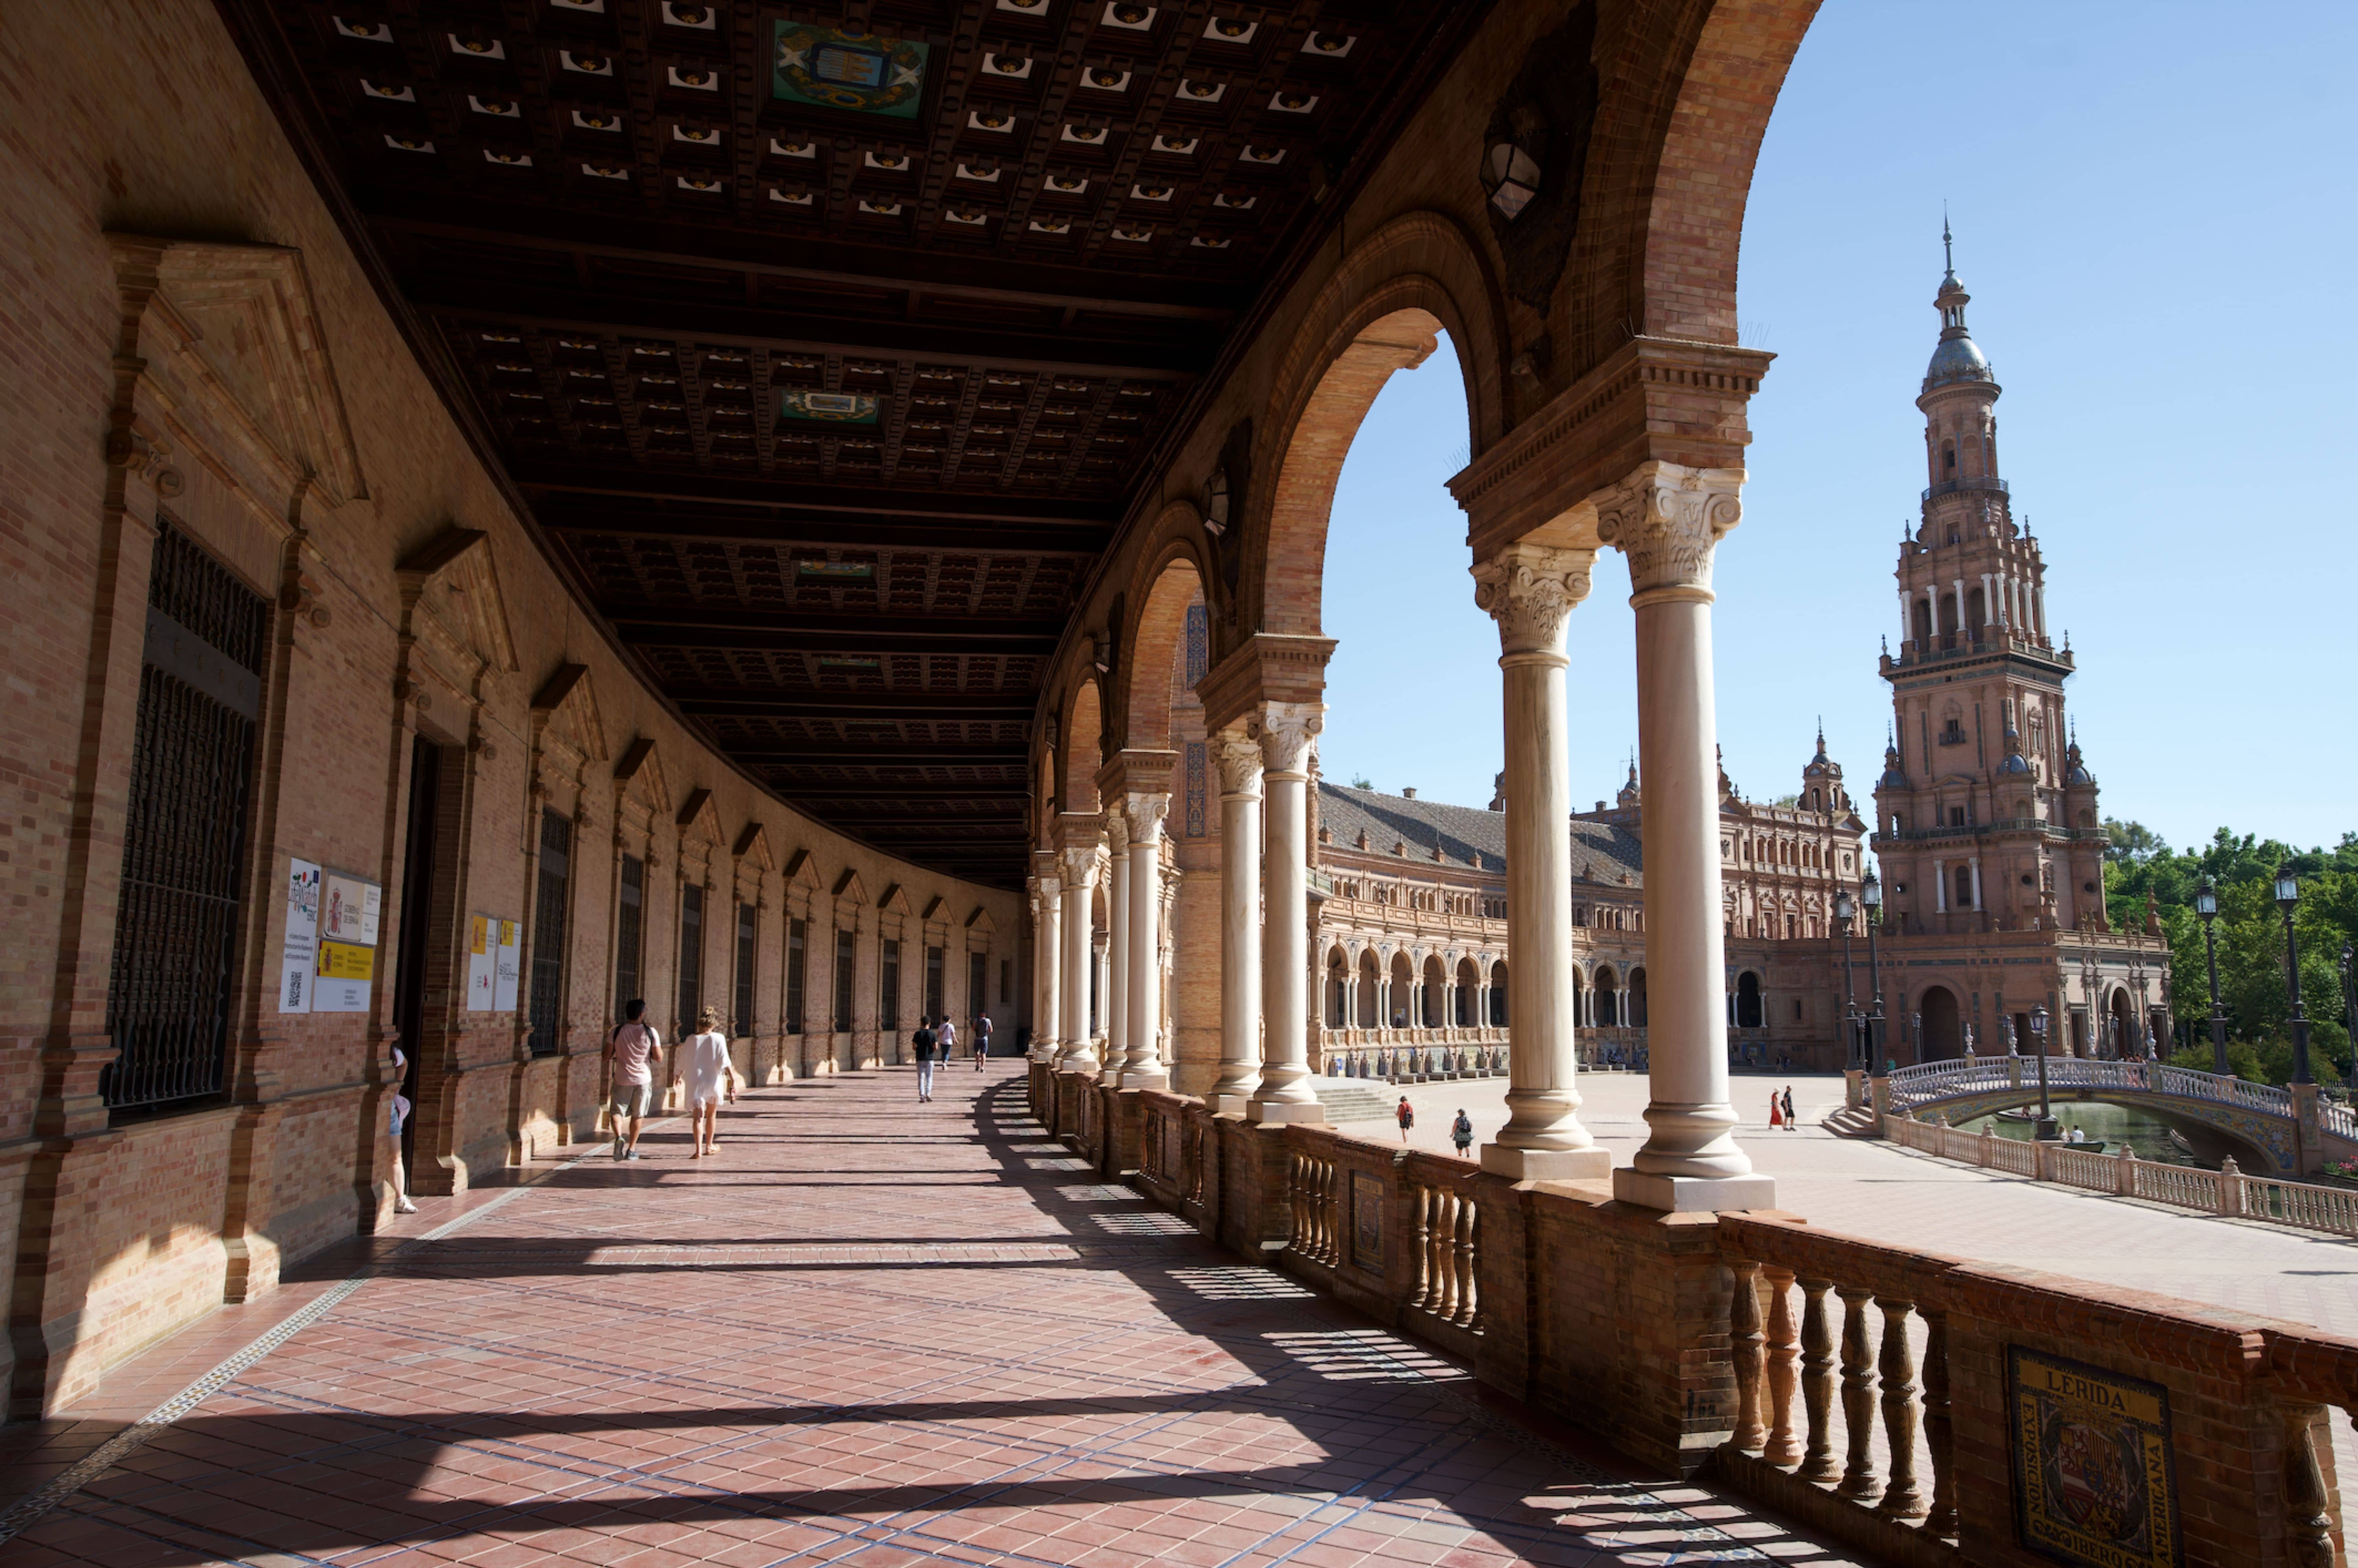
1943;206;1953;274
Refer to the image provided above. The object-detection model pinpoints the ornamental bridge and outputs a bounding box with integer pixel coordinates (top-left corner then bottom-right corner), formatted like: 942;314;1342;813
1884;1057;2358;1177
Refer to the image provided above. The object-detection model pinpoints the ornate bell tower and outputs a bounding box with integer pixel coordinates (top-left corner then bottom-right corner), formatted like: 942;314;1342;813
1871;228;2109;936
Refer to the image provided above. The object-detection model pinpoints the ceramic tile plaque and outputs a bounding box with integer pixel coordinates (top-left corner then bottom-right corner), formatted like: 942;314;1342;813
2009;1346;2180;1568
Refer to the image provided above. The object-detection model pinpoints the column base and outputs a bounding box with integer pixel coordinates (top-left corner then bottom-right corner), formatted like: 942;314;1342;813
1210;1093;1253;1116
1245;1099;1327;1125
1480;1144;1614;1182
1611;1168;1778;1214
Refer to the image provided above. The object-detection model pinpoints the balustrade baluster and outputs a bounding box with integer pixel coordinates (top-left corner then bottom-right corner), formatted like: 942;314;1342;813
1322;1162;1339;1262
1288;1154;1307;1252
1729;1259;1767;1451
1432;1192;1459;1321
1874;1296;1927;1519
1798;1278;1840;1482
1923;1308;1956;1535
1409;1184;1431;1309
1763;1267;1802;1465
2286;1409;2335;1568
1836;1285;1882;1502
1452;1194;1478;1327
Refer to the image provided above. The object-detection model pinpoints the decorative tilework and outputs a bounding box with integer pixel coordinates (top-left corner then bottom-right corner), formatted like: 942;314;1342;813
1184;602;1208;686
1185;740;1207;837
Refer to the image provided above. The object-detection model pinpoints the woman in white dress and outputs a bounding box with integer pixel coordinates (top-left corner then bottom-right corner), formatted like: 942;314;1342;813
683;1006;739;1159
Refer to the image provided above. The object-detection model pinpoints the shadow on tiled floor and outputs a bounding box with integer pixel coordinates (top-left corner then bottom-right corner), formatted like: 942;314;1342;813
2;1068;1866;1567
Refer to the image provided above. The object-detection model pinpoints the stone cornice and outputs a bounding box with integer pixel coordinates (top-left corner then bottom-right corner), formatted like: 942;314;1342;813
1449;336;1772;561
1197;632;1336;738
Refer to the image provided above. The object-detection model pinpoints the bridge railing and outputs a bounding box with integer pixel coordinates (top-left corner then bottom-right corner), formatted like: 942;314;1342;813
1889;1056;2314;1123
1887;1113;2358;1238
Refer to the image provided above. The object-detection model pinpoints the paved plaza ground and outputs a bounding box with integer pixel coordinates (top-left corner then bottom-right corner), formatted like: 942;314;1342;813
0;1065;1867;1568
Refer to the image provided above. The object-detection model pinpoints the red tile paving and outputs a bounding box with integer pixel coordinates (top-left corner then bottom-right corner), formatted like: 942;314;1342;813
0;1067;1865;1566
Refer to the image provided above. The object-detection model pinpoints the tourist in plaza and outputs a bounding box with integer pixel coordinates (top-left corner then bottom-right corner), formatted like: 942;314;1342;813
1451;1109;1473;1158
975;1013;992;1069
1781;1086;1797;1130
682;1005;739;1160
913;1015;938;1102
937;1014;960;1069
604;999;662;1161
1396;1096;1414;1143
1768;1089;1784;1129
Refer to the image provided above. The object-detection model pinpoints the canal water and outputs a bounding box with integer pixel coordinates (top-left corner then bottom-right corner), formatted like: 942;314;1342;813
1954;1104;2213;1169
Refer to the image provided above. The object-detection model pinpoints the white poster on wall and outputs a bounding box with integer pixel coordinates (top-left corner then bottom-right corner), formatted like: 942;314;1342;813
279;858;321;1014
493;918;522;1012
466;913;498;1011
314;867;381;1014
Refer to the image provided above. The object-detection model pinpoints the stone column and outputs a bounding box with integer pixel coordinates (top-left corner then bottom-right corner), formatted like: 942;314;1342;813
1124;792;1170;1089
1249;705;1325;1123
1210;731;1263;1114
1469;542;1612;1179
1598;461;1774;1211
1104;815;1129;1080
1033;873;1062;1060
1059;845;1099;1073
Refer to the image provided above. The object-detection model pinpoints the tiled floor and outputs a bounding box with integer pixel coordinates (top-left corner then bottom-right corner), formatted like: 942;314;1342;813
0;1067;1862;1568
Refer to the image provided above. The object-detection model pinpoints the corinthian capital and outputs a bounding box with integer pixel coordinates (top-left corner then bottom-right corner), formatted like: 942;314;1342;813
1593;460;1746;597
1471;542;1596;658
1060;845;1100;889
1258;702;1322;778
1213;731;1265;797
1106;812;1129;854
1124;792;1171;842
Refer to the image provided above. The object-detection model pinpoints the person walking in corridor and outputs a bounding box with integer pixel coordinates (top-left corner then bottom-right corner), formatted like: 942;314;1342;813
605;999;662;1161
681;1006;739;1159
913;1016;938;1102
1451;1109;1473;1159
937;1015;959;1071
1396;1096;1415;1144
975;1013;992;1069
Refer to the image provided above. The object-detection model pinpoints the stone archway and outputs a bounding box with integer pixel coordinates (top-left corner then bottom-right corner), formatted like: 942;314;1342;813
1596;964;1621;1026
1734;971;1763;1030
1920;984;1963;1062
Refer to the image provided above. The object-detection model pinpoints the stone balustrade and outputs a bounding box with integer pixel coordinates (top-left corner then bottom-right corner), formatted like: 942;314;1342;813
1886;1111;2358;1238
1084;1067;2358;1565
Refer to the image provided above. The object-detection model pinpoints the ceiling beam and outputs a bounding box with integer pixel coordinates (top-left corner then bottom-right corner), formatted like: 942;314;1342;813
366;199;1249;319
675;689;1035;718
413;280;1208;378
732;744;1028;762
510;464;1122;525
767;781;1028;801
608;607;1062;641
536;507;1106;556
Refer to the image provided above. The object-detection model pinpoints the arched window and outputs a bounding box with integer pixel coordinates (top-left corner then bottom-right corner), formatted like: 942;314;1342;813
1735;972;1764;1029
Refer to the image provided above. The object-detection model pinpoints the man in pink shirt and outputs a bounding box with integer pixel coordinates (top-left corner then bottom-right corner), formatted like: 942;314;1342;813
605;998;663;1160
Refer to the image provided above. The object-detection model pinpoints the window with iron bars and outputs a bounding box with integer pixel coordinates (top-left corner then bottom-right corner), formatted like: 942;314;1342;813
103;523;267;1117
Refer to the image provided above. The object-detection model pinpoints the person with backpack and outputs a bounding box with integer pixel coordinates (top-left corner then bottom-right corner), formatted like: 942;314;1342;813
1451;1109;1474;1159
912;1015;938;1102
682;1005;740;1159
974;1013;992;1070
605;999;663;1161
1395;1096;1415;1144
1781;1085;1798;1131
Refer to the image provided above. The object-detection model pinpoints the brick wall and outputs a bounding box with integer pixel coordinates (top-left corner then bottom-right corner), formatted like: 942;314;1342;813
0;0;1017;1415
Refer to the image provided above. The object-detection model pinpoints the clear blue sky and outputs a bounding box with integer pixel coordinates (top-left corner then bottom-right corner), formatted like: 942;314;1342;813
1318;0;2356;855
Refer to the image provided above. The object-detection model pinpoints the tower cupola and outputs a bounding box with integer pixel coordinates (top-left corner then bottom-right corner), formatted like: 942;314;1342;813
1925;220;1993;391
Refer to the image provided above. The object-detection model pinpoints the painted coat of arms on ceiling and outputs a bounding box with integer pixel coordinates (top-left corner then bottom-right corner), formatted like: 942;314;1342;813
773;24;927;119
779;390;880;425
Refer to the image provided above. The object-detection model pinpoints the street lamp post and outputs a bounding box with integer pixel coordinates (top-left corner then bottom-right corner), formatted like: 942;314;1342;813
1862;870;1889;1073
2195;878;2228;1076
2341;941;2356;1084
2276;863;2313;1086
1835;889;1859;1070
2030;1003;2059;1140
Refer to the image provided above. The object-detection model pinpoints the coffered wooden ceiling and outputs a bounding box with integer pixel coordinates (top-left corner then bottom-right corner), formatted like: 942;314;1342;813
223;0;1485;885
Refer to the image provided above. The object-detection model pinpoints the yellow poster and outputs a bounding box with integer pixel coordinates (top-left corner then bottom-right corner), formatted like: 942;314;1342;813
470;915;488;955
317;941;376;982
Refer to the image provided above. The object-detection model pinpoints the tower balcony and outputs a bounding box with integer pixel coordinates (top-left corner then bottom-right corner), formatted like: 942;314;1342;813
1921;475;2011;503
1883;631;2071;674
